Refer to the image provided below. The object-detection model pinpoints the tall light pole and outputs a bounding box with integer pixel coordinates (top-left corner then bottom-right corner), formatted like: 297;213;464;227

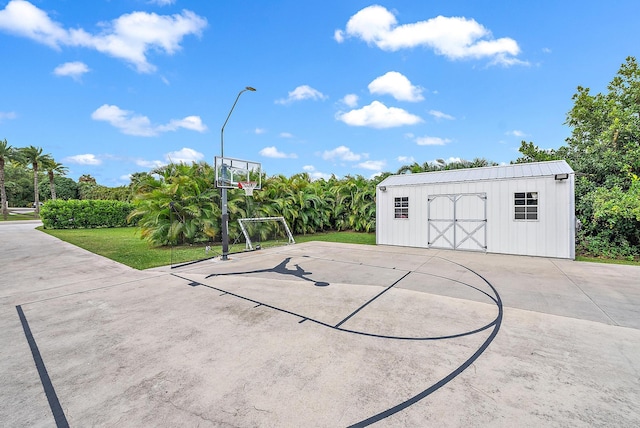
220;86;256;261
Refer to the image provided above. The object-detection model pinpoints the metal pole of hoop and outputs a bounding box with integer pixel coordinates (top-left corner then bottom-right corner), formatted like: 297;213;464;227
220;86;256;261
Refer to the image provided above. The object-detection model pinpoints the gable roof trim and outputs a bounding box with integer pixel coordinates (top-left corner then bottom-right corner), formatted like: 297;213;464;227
378;160;574;187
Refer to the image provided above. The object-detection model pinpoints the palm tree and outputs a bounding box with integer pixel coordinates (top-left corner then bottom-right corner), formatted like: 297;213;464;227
443;157;497;170
129;172;158;194
396;162;421;174
396;160;444;174
129;162;220;246
0;138;18;219
42;157;68;200
78;174;96;184
19;146;49;214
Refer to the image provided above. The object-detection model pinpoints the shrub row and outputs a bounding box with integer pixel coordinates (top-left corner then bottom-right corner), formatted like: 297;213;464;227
40;199;134;229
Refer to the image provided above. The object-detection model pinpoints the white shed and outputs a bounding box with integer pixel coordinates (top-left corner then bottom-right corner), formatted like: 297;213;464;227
376;160;576;259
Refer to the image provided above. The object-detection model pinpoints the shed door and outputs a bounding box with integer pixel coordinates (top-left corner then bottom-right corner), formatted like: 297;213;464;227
427;193;487;252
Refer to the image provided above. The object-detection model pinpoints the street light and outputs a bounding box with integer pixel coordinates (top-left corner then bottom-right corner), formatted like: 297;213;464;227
220;86;256;261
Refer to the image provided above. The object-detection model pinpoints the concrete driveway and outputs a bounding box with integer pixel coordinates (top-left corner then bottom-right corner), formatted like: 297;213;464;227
1;222;639;427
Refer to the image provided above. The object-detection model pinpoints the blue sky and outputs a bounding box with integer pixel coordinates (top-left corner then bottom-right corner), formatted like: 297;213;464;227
1;0;639;185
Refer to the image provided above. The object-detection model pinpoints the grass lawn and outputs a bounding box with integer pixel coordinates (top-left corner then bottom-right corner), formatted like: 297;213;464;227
38;227;376;270
38;227;175;269
37;226;638;269
575;255;640;266
294;231;375;245
1;212;40;221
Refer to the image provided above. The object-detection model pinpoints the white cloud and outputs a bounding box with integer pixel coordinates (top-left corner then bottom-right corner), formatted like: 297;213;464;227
53;61;89;80
91;105;155;136
0;111;17;121
157;116;207;132
489;54;529;67
335;5;396;46
336;101;423;129
429;110;455;120
279;132;293;138
506;130;526;137
136;159;165;168
148;0;175;5
397;156;415;163
165;147;203;163
254;128;267;134
310;171;332;180
357;160;386;171
368;71;424;102
322;145;361;162
91;104;206;136
276;85;327;104
91;10;207;73
415;136;452;146
259;146;297;159
437;157;462;164
302;165;331;180
64;154;102;165
341;94;359;107
0;1;207;73
335;5;525;66
0;0;67;49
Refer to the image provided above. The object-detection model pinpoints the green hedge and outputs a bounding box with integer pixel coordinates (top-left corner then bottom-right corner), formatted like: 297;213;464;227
40;199;134;229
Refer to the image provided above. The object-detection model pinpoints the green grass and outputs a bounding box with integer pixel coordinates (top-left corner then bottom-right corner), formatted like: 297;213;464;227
37;227;376;270
294;231;376;245
38;227;175;269
1;212;40;221
575;255;640;266
37;226;639;269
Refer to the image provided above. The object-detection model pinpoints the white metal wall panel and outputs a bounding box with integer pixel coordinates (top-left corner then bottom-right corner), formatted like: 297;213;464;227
376;185;427;247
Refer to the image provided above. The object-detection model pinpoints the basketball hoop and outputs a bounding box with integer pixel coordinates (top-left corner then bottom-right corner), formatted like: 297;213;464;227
238;181;257;196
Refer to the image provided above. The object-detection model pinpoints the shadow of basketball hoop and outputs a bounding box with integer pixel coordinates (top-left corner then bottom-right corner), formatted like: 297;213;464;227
205;257;331;287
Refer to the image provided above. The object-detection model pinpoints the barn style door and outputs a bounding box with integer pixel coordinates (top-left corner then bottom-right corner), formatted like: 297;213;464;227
427;193;487;252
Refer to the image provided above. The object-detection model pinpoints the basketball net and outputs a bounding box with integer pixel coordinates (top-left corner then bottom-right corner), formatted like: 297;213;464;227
238;181;257;197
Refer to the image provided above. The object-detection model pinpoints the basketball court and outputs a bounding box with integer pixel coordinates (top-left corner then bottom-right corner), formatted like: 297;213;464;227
1;222;640;427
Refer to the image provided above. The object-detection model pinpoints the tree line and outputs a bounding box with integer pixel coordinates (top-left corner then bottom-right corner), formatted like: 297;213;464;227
515;56;639;259
128;164;381;245
0;143;67;218
0;142;130;218
2;57;638;258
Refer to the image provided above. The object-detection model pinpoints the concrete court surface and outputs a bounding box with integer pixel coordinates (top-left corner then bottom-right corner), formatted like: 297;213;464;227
1;222;639;427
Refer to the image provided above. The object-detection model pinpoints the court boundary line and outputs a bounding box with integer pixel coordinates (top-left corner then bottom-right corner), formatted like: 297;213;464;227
16;305;69;428
335;271;410;328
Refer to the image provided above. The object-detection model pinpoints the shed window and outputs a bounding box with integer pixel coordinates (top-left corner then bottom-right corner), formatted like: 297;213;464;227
394;197;409;219
514;192;538;220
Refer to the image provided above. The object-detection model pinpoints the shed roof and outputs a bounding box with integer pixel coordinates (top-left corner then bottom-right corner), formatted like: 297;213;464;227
378;160;574;187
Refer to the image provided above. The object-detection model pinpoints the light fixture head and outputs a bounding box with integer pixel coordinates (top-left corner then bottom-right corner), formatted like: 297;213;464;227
246;86;257;91
379;186;387;192
554;173;569;181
